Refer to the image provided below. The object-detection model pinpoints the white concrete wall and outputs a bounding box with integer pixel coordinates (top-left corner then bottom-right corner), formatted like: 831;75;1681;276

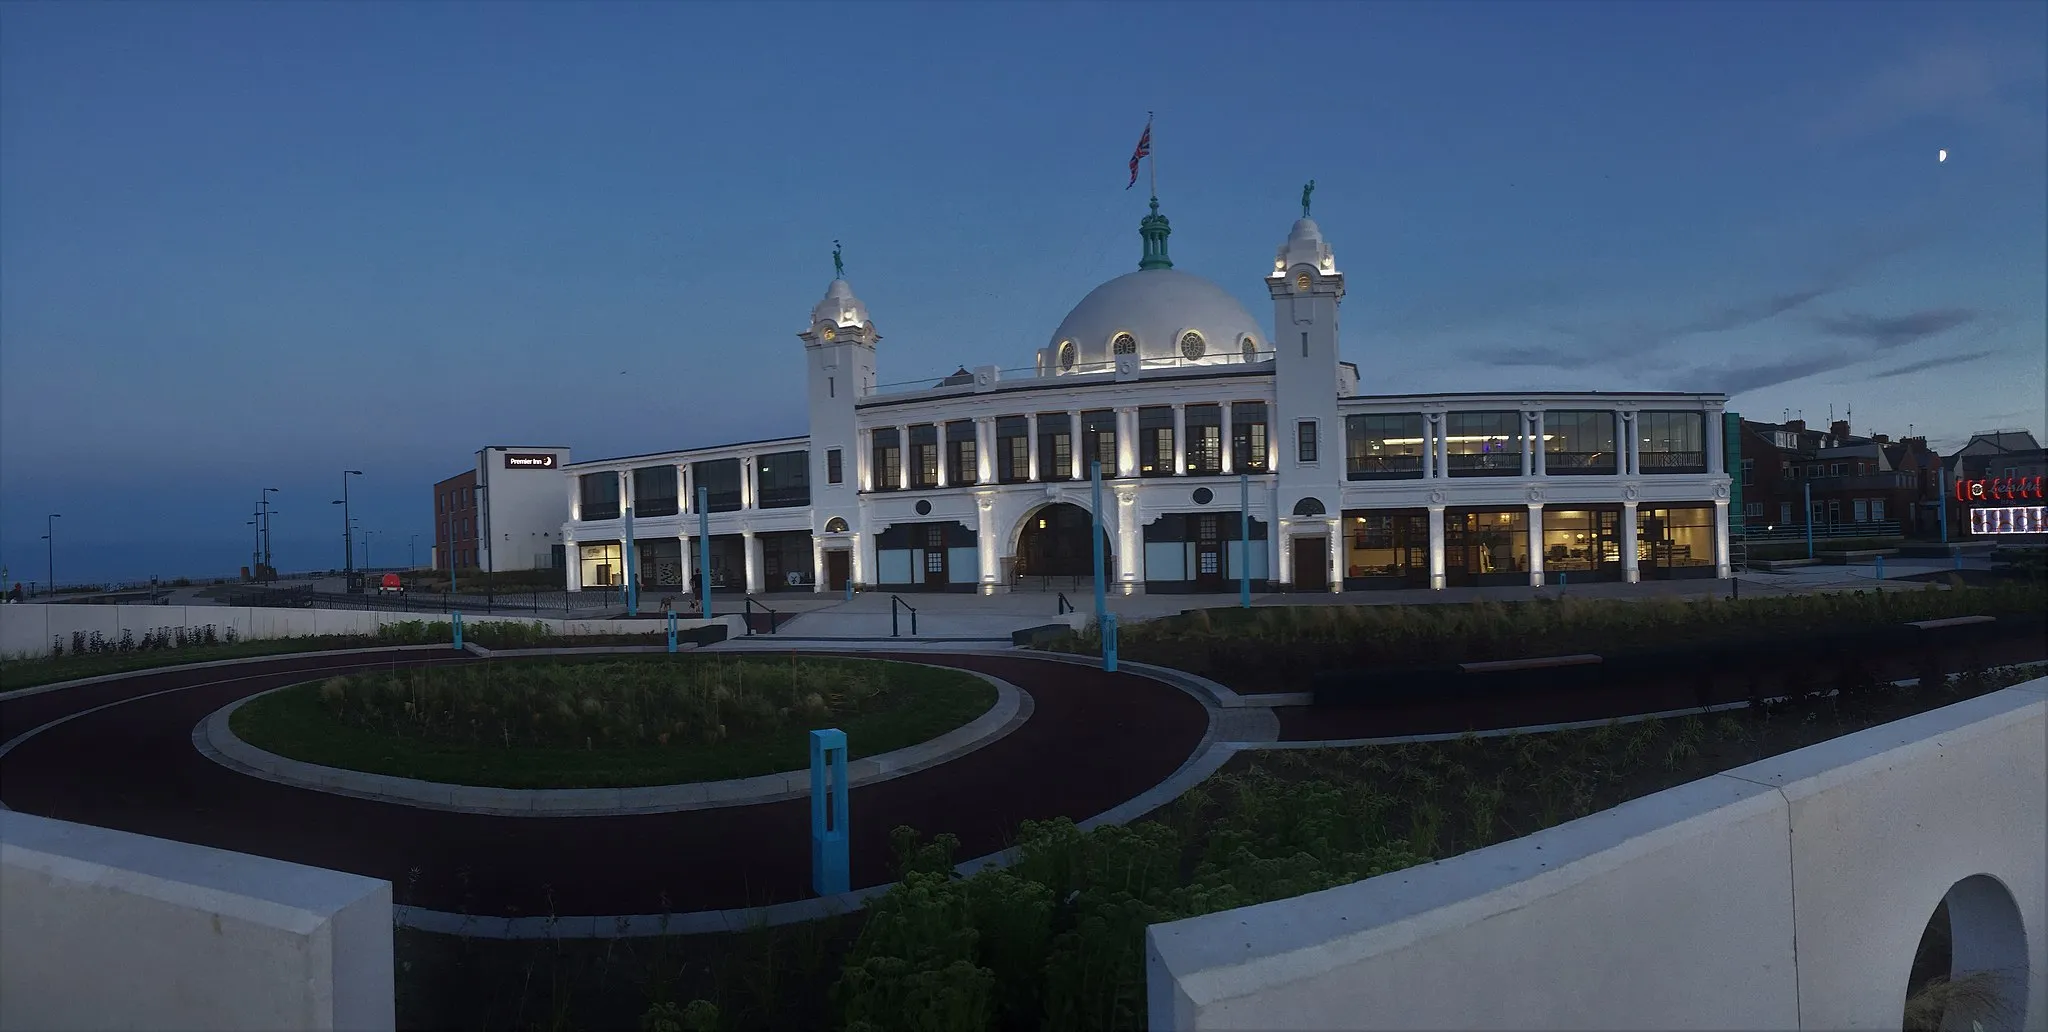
0;603;735;659
0;810;393;1032
477;446;572;572
1148;678;2048;1031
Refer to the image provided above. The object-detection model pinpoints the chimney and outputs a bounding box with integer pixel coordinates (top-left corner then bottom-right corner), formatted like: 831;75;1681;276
1871;433;1890;444
1830;419;1850;442
1785;419;1806;434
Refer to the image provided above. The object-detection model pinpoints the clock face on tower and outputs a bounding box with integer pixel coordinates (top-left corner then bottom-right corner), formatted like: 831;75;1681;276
1295;273;1312;292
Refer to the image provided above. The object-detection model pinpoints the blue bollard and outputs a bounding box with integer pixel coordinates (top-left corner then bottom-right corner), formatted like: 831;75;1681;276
810;728;850;896
844;579;853;602
1875;556;1885;580
667;610;678;653
451;612;463;650
1559;571;1568;590
1954;554;1963;571
1102;612;1119;673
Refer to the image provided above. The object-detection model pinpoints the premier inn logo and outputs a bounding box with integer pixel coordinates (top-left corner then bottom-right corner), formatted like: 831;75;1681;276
1956;476;2044;502
505;453;557;469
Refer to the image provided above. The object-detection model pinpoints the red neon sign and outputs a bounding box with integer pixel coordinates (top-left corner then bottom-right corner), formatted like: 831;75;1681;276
1955;476;2046;502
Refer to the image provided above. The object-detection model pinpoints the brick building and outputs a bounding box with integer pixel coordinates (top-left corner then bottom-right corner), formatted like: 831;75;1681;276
434;469;479;571
1736;418;1944;538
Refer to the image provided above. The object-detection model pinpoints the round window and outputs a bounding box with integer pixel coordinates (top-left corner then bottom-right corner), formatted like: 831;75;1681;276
1242;338;1258;361
1192;487;1214;505
914;500;932;516
1058;340;1076;371
1295;273;1312;291
1112;332;1137;356
1180;331;1206;360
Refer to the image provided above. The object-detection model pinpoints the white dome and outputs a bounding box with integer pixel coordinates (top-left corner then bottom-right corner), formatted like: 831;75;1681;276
1046;268;1265;370
810;279;871;330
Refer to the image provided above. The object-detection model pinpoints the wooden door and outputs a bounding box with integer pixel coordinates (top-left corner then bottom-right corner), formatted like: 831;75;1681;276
921;527;948;588
1194;515;1223;589
826;550;850;591
1293;536;1328;592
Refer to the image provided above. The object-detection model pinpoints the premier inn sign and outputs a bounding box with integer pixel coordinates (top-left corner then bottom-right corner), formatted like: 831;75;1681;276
504;453;558;470
1955;476;2044;502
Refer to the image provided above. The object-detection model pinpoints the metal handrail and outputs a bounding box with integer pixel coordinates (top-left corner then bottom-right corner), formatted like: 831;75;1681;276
742;596;779;635
890;595;918;637
1056;592;1074;615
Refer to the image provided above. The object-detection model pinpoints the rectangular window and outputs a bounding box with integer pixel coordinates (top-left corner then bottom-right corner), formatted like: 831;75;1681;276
579;542;623;589
1034;414;1073;481
1740;459;1754;486
1827;499;1841;523
1637;411;1707;473
1138;406;1175;476
631;465;680;518
578;473;620;521
757;448;810;508
1297;420;1318;464
1231;402;1269;472
1346;413;1426;480
1744;502;1763;519
1870;498;1885;522
1780;502;1793;526
909;425;940;488
996;415;1030;483
1829;463;1844;477
1184;404;1222;475
1637;506;1715;568
1853;498;1869;522
826;448;843;485
692;458;743;512
948;421;977;484
1542;410;1618;475
1444;411;1523;477
1083;410;1116;476
1344;511;1429;579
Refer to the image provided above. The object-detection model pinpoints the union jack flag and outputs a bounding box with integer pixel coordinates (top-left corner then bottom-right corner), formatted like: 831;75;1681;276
1127;119;1152;189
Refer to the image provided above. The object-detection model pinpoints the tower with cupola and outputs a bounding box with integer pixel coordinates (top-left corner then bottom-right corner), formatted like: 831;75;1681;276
1268;182;1346;516
801;242;878;537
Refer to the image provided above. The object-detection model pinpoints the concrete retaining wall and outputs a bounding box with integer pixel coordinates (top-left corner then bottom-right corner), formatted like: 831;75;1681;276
0;603;738;658
0;810;394;1031
1148;677;2048;1030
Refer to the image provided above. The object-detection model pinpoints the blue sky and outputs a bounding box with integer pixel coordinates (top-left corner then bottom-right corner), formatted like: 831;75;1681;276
2;1;2043;584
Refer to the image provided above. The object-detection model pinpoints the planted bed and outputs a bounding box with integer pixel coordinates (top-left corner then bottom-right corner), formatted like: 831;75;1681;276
228;654;996;789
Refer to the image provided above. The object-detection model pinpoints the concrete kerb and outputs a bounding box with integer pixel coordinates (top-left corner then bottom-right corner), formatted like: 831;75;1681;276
196;668;1034;817
0;643;457;703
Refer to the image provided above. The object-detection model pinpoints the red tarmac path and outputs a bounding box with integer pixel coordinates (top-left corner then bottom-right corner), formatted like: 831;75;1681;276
0;650;1209;917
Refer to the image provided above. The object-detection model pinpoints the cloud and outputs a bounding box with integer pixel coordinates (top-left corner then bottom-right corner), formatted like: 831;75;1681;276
1683;350;1867;397
1674;288;1831;336
1868;349;1996;379
1813;308;1977;350
1811;39;2048;148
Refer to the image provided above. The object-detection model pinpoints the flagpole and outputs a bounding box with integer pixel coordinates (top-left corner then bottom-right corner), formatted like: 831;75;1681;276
1148;111;1157;199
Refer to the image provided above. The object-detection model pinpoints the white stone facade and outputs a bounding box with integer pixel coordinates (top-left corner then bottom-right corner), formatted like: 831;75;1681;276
559;206;1731;597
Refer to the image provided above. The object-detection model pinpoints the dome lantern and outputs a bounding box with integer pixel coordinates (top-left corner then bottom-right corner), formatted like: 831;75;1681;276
1138;196;1173;271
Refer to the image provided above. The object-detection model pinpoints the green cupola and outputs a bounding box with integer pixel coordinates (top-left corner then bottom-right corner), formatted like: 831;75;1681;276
1138;196;1173;270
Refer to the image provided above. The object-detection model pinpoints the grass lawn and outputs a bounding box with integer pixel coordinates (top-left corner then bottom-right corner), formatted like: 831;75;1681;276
229;656;997;789
392;660;2044;1032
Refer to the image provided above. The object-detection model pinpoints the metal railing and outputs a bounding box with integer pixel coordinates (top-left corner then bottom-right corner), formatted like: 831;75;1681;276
1742;520;1902;543
890;595;918;637
1056;592;1075;615
742;596;780;636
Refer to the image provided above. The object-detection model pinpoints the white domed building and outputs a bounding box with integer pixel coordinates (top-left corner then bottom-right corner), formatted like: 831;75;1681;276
557;194;1732;599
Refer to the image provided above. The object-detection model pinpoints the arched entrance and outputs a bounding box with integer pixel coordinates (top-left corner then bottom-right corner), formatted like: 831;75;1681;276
1015;503;1111;582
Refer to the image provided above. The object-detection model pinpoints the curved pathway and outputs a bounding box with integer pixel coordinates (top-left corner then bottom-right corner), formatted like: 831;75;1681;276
0;650;1208;920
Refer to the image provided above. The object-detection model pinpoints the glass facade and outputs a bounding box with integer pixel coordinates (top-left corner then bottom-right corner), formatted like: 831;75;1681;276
637;539;684;588
579;542;622;588
1232;402;1269;472
1083;410;1116;475
871;429;902;491
1540;507;1624;577
1445;509;1529;584
1344;511;1428;583
1037;413;1073;481
909;425;940;488
1445;412;1523;476
1345;414;1425;479
1638;412;1707;473
756;449;809;508
997;416;1030;483
578;473;619;521
1184;404;1222;475
693;458;743;511
947;420;976;484
1139;406;1175;476
1637;505;1715;571
631;465;679;517
1543;411;1617;475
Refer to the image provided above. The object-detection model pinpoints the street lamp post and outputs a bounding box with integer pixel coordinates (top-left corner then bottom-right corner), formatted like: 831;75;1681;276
363;530;374;571
42;513;60;597
336;470;363;590
261;487;280;576
410;534;419;570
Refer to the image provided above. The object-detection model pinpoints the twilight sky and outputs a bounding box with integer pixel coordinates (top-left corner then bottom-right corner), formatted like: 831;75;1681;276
2;1;2044;584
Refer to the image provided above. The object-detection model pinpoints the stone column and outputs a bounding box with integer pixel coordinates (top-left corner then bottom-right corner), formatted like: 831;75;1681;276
976;494;1000;593
1069;409;1084;481
1714;498;1732;579
1526;503;1545;587
1220;403;1235;475
1624;412;1640;477
1622;500;1640;583
975;416;997;484
811;535;826;593
1522;412;1535;476
1116;486;1142;594
1428;504;1447;590
935;422;949;488
1027;413;1041;482
564;531;582;591
678;464;691;514
1439;416;1453;478
567;475;582;521
1172;405;1187;475
1706;406;1726;474
1326;517;1343;593
742;529;762;594
896;425;911;490
1116;407;1138;477
857;428;873;492
679;535;693;595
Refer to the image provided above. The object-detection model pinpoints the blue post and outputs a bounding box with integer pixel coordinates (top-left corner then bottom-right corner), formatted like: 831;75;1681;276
697;486;712;620
1102;611;1119;672
1875;555;1885;580
844;578;853;601
810;728;850;896
1239;472;1251;606
1559;571;1567;590
1090;461;1107;624
667;610;678;653
451;612;463;650
623;503;638;616
1939;463;1950;544
1804;481;1814;560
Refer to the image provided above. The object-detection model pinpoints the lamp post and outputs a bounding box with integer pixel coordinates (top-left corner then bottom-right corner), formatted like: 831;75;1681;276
362;529;374;571
1239;472;1251;607
336;469;363;587
260;487;280;576
410;534;419;570
477;483;494;607
42;513;60;597
1803;480;1814;560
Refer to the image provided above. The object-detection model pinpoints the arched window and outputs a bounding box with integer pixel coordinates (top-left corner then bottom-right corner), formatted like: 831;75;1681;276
824;517;850;534
1292;497;1328;517
1111;332;1137;356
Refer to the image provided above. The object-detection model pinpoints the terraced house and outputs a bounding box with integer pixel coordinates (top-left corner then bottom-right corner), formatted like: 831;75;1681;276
559;193;1734;597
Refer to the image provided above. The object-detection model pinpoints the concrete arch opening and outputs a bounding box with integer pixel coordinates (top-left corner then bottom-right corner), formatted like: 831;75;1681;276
1013;502;1111;585
1902;874;2031;1032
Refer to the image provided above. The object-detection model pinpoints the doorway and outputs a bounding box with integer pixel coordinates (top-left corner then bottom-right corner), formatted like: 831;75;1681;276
919;526;948;588
1016;503;1108;581
1292;535;1328;592
825;550;850;591
1194;514;1223;589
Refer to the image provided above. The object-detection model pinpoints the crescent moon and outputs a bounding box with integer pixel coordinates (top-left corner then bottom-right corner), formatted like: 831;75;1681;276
1938;149;1948;162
